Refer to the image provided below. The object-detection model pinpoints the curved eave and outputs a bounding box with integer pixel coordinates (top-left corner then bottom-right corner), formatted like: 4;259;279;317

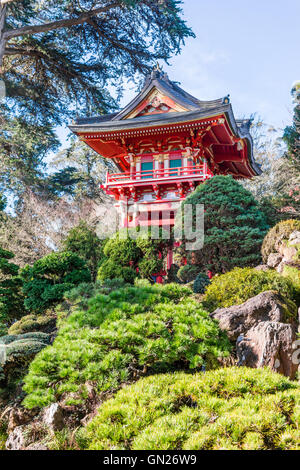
224;107;262;177
69;105;230;133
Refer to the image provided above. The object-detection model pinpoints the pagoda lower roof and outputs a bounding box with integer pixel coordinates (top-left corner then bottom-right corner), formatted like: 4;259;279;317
70;104;232;133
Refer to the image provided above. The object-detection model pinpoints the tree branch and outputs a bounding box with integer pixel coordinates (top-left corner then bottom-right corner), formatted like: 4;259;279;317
3;2;121;40
0;3;7;70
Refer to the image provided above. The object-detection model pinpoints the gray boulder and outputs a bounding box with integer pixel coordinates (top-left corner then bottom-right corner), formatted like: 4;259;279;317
211;290;297;341
6;425;31;450
237;321;298;379
211;291;299;379
267;253;282;268
43;403;64;431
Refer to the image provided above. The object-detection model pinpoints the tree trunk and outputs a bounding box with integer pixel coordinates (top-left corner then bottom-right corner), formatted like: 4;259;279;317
0;4;7;72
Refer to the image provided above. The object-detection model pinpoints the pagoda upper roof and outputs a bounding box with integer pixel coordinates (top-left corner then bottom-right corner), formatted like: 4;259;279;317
70;68;234;131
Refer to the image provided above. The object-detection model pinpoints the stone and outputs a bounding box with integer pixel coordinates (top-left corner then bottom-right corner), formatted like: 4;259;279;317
289;230;300;245
210;290;297;342
7;406;38;433
236;321;298;379
6;425;31;450
254;265;270;272
43;403;64;431
25;442;48;451
267;253;282;268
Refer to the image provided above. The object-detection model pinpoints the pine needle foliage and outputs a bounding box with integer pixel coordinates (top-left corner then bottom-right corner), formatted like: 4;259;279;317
22;282;230;409
83;368;300;450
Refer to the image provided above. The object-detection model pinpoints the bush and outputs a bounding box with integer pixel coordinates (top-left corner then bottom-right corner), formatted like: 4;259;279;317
22;284;230;409
177;264;200;283
8;314;56;335
62;221;106;281
262;219;300;262
175;176;269;274
97;259;137;284
21;252;91;313
193;273;211;294
82;368;300;450
0;332;51;387
98;229;170;283
203;267;299;312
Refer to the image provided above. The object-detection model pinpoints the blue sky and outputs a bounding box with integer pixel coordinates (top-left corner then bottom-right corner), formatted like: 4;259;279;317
57;0;299;146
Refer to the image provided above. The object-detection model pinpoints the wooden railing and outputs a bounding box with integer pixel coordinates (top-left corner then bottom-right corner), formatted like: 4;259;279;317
106;165;211;184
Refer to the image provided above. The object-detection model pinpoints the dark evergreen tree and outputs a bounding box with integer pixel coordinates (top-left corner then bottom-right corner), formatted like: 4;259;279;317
0;246;24;325
62;221;106;281
176;176;269;274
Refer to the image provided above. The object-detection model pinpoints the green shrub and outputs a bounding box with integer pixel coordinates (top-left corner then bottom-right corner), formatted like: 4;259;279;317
22;284;230;409
193;273;211;294
175;176;269;274
262;219;300;262
203;267;299;312
97;259;137;284
21;252;91;313
98;229;170;283
83;368;300;450
8;314;56;335
62;221;106;281
0;332;51;387
177;264;200;283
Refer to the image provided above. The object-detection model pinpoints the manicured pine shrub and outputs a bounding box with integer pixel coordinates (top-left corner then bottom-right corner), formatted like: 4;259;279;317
21;252;91;313
22;283;230;409
82;368;300;450
203;267;299;312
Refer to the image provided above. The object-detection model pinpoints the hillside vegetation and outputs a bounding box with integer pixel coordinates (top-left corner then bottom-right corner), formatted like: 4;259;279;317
23;282;231;409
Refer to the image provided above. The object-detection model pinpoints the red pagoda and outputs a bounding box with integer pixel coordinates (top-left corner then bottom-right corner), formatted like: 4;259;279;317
70;68;261;273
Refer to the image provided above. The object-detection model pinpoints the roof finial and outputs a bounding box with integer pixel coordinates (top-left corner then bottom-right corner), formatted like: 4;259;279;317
154;62;161;72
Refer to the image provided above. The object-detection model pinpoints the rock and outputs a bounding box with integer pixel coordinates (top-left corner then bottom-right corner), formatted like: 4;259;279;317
267;253;282;268
43;403;64;431
211;290;297;341
254;265;270;272
6;425;31;450
8;406;38;433
25;442;48;451
289;230;300;245
236;321;298;379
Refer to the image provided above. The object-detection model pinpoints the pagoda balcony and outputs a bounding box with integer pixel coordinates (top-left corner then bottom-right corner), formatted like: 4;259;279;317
104;165;212;189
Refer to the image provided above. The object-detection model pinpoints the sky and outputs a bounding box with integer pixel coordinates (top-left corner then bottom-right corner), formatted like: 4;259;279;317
57;0;300;146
